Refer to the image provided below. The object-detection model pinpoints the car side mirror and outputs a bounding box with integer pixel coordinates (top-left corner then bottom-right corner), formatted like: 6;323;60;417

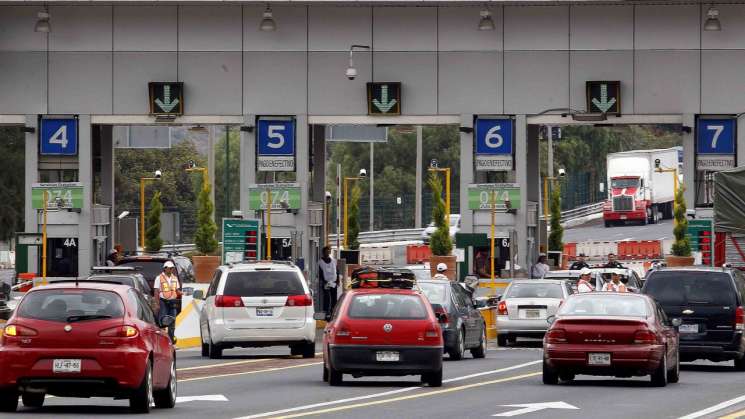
192;290;204;300
547;315;556;325
159;315;175;328
671;318;682;328
313;312;327;321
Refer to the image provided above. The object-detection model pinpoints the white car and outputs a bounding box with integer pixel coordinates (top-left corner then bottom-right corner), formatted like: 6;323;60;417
422;214;461;244
198;261;316;359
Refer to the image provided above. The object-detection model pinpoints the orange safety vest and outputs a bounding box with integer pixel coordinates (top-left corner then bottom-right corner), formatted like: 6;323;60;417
159;273;178;300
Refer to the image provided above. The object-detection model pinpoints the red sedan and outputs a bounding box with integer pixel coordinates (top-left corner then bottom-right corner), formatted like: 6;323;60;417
543;292;680;387
0;281;177;413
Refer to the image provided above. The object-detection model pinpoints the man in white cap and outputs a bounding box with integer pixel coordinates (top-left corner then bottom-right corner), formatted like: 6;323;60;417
153;261;180;341
433;263;449;280
577;268;595;293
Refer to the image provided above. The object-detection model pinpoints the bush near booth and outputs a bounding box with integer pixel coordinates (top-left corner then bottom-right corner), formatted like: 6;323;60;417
671;186;691;257
145;191;163;252
428;173;452;256
194;184;218;255
347;184;362;251
548;185;564;252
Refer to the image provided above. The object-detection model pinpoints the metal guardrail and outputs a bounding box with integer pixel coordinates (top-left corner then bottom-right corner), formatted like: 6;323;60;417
540;202;604;223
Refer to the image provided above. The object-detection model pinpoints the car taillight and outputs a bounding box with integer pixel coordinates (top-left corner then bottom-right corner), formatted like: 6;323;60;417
216;295;244;308
99;325;139;338
497;300;508;316
633;330;657;344
736;306;744;330
286;294;313;307
3;324;38;337
545;328;566;344
425;323;440;338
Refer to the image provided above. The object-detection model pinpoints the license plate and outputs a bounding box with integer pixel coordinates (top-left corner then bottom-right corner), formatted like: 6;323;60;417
679;324;699;333
53;359;81;373
588;353;611;366
376;351;399;362
620;215;627;220
525;309;541;319
256;307;273;317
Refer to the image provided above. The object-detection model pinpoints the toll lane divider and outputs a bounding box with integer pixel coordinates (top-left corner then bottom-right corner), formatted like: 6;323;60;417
175;283;209;349
566;239;663;260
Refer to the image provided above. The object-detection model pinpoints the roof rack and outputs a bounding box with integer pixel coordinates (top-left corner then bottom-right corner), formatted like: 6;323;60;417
227;260;296;268
350;266;416;289
48;279;127;287
91;266;140;272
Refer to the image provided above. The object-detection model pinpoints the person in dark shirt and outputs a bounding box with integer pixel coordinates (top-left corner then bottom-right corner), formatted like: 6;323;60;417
568;253;591;270
603;253;625;269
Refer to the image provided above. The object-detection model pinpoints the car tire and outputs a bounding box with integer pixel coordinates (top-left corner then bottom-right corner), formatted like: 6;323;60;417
667;350;680;384
0;390;18;412
559;372;575;382
301;341;316;359
734;355;745;371
497;334;508;347
21;392;45;408
154;357;177;409
651;351;668;387
328;365;343;386
448;329;465;360
470;327;487;359
201;341;208;357
542;358;559;385
130;361;154;413
323;365;329;382
208;338;223;359
604;220;611;228
423;369;443;387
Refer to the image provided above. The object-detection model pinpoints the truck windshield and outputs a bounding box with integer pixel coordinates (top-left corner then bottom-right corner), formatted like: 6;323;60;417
611;178;640;189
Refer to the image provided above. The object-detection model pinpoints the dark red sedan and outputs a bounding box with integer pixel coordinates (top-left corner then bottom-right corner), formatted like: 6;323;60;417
543;292;680;387
0;281;177;413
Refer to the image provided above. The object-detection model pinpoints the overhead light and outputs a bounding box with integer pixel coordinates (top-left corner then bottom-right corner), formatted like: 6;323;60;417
189;125;208;133
704;6;721;31
260;4;277;32
478;9;495;31
117;211;130;220
34;9;51;33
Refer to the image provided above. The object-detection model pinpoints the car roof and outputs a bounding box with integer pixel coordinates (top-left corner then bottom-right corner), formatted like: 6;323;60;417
544;271;582;277
568;291;651;300
119;255;172;262
348;288;422;296
653;266;731;273
34;281;132;294
224;262;298;272
509;279;568;285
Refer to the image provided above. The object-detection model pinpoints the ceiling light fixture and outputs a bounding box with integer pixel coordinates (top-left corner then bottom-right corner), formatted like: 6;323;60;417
704;6;722;31
34;9;51;33
478;9;495;31
260;4;277;32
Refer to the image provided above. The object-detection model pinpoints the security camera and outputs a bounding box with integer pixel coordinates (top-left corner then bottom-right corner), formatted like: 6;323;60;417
359;168;367;178
346;67;357;80
187;160;196;169
154;170;162;179
325;191;332;201
558;168;566;177
654;159;661;169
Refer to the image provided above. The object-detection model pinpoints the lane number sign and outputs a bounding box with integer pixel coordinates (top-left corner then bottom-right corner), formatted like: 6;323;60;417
475;118;513;171
257;118;295;172
697;118;736;171
40;118;78;156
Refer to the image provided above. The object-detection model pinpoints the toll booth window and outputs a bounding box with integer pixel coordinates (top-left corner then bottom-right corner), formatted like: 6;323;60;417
39;169;78;183
695;170;715;207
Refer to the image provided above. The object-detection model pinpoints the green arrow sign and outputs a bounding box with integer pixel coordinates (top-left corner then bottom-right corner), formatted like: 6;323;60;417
248;184;301;210
155;85;180;113
149;82;184;115
592;84;616;113
367;82;401;115
467;184;521;210
32;183;84;209
586;80;620;115
372;85;397;113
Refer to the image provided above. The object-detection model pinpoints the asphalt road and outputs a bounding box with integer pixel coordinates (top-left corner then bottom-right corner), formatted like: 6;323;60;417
13;339;745;419
564;217;673;244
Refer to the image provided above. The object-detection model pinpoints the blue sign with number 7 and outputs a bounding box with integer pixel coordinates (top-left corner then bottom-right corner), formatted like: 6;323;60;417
40;118;78;156
697;119;735;155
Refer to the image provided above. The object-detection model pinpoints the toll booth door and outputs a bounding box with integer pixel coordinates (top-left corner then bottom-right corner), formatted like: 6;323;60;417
43;238;79;277
261;236;293;261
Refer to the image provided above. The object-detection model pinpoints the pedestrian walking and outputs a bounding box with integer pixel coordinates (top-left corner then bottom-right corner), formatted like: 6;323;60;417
568;253;591;270
603;253;625;269
433;263;449;280
319;246;340;318
577;268;595;293
153;261;180;342
530;254;550;279
602;273;628;292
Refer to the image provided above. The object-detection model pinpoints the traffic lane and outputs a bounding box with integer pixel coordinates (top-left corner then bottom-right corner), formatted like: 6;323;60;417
312;360;745;419
563;217;671;243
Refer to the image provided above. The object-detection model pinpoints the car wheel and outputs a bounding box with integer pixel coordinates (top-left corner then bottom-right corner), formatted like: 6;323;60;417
542;358;559;385
208;336;223;359
301;341;316;359
423;369;443;387
497;334;508;347
130;361;154;413
651;351;668;387
470;327;487;359
323;365;329;382
667;350;680;384
0;390;18;412
21;392;45;408
734;355;745;371
559;372;575;382
154;357;177;409
448;329;465;360
328;365;343;386
201;341;208;357
604;220;611;228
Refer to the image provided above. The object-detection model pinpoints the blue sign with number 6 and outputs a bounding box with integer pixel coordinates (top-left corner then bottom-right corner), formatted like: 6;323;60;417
257;119;295;156
40;118;78;156
697;119;735;155
475;118;513;155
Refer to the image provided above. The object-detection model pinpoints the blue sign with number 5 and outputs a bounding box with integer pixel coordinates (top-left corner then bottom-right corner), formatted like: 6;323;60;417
40;118;78;156
475;118;513;155
697;119;735;155
257;119;295;156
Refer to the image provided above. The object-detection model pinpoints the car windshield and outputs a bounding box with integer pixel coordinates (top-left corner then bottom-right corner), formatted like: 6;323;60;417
644;271;735;306
559;295;648;317
418;282;448;304
87;275;135;288
224;271;304;296
611;178;640;188
348;294;427;319
17;289;125;323
506;283;563;299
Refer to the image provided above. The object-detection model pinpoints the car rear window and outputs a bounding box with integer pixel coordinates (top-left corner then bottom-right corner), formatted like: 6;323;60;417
17;289;125;323
560;295;649;317
644;271;736;306
223;271;304;296
348;294;428;319
418;282;448;304
87;275;135;288
506;283;563;299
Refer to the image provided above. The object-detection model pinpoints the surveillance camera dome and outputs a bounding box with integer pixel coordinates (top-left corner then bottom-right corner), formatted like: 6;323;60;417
359;168;367;177
154;170;162;178
325;191;332;199
345;67;357;80
558;168;566;177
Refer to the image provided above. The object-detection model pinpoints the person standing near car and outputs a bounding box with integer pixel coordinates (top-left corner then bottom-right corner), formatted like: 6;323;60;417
530;254;550;278
577;268;595;293
319;246;340;317
569;254;591;270
602;273;627;293
154;261;180;341
603;253;625;269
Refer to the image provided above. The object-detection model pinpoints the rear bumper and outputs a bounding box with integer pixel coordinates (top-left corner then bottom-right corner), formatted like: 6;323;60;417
210;319;316;346
603;210;646;221
0;346;148;395
545;343;664;376
496;316;549;335
679;335;745;361
329;344;442;376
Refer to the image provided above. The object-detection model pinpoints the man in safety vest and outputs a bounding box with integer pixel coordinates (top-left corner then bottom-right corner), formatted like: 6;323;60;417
154;261;180;341
577;268;595;293
602;272;628;293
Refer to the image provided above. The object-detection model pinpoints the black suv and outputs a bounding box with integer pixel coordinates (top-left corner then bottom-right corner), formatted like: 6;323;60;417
642;267;745;369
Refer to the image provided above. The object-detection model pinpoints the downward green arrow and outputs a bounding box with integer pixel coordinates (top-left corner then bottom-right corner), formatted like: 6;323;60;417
155;85;180;113
372;85;397;113
591;84;616;113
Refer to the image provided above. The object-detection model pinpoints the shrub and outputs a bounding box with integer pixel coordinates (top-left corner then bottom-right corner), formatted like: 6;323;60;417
548;184;564;252
145;191;163;252
671;186;691;257
194;183;218;255
428;173;452;256
347;184;361;250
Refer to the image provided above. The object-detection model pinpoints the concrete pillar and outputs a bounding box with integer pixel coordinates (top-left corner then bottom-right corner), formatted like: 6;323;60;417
514;115;529;271
415;126;423;228
240;114;257;219
295;114;310;269
459;114;474;233
738;116;745;169
526;123;541;265
682;114;695;208
24;115;39;272
311;125;326;202
99;126;115;243
78;115;92;278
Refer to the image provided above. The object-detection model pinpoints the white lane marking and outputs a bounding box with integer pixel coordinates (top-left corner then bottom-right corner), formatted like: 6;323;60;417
235;360;542;419
493;401;579;417
678;394;745;419
177;394;229;403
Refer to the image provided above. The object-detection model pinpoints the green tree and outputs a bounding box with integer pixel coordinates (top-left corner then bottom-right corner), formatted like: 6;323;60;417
214;129;240;219
671;186;691;257
347;184;361;250
428;173;452;256
145;191;163;252
0;128;24;242
548;184;564;252
194;183;218;255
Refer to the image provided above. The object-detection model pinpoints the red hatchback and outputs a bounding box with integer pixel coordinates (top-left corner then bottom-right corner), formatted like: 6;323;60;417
0;281;177;413
322;286;444;387
543;292;680;387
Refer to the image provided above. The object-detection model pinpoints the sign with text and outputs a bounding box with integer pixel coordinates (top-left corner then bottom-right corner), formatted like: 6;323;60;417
247;184;301;210
367;82;401;115
31;183;84;209
40;118;78;156
467;184;521;210
148;82;184;116
257;118;295;172
222;218;260;264
696;118;736;171
586;81;621;115
474;118;513;171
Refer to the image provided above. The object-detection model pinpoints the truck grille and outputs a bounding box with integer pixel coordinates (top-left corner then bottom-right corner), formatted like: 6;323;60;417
613;196;634;212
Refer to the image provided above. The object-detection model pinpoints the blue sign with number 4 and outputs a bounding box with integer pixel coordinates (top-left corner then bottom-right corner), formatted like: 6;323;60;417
257;119;295;156
475;118;513;155
40;118;77;156
697;119;735;155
